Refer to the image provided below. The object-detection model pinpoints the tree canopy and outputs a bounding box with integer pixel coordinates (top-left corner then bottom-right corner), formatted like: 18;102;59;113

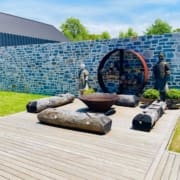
60;17;111;41
144;19;172;35
173;28;180;32
60;17;179;41
88;31;111;40
60;17;89;41
119;28;138;38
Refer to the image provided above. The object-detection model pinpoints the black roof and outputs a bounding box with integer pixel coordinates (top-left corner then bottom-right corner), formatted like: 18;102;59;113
0;12;69;42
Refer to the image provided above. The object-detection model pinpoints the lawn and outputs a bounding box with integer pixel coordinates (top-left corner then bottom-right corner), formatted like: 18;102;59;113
169;117;180;153
0;91;48;116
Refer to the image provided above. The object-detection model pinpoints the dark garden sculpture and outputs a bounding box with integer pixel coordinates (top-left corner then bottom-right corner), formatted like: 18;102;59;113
153;52;170;101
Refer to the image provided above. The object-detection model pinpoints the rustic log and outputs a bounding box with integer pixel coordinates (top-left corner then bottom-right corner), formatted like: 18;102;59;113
115;94;139;107
26;93;75;113
37;108;112;134
132;100;166;131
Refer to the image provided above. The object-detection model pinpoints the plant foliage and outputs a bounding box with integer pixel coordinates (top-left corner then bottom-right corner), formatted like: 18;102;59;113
119;27;138;38
60;17;89;41
145;19;172;35
166;89;180;99
83;88;95;95
142;88;160;99
60;17;111;41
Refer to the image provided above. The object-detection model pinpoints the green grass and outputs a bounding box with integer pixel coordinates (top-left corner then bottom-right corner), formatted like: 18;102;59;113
0;91;48;116
169;117;180;153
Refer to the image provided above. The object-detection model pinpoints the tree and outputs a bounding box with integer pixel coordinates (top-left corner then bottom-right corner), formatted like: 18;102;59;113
60;17;111;41
173;28;180;32
118;28;138;38
88;32;111;40
88;34;100;40
144;19;172;35
60;17;89;41
100;31;111;39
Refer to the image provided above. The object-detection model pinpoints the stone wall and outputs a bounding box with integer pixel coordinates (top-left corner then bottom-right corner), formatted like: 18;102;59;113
0;33;179;96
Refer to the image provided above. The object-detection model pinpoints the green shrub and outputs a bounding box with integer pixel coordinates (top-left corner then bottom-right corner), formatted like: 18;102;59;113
83;88;95;95
166;89;180;99
142;88;160;99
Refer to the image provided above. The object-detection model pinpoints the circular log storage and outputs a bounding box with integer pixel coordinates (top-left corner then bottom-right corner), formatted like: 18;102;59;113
97;49;148;95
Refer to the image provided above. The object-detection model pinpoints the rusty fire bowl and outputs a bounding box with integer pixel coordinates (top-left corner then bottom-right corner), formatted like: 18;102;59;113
78;93;119;112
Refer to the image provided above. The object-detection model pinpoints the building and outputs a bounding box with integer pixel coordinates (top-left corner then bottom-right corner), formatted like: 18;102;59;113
0;12;69;46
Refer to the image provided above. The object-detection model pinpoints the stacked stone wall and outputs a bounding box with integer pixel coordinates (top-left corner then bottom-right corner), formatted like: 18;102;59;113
0;33;179;95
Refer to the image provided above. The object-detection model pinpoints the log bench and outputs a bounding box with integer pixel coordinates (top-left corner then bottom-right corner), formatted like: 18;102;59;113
26;93;75;113
37;108;112;134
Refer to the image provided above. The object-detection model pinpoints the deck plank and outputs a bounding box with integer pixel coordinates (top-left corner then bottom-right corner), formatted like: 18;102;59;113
160;153;175;180
169;153;180;180
152;151;169;180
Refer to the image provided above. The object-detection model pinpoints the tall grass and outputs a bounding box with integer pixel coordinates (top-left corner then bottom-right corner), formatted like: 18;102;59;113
0;91;47;116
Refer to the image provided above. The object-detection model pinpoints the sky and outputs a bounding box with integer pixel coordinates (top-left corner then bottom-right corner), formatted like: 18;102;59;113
0;0;180;38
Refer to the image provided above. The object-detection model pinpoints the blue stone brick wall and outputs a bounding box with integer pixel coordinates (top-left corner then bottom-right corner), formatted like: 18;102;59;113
0;33;179;96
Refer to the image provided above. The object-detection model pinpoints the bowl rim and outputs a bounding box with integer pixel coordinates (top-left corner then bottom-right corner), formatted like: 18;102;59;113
78;93;119;102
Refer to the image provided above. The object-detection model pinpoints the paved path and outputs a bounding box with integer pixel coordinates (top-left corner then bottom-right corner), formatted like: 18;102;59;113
0;99;179;179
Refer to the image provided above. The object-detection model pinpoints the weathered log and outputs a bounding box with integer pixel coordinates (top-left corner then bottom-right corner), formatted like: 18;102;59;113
132;100;166;131
37;108;112;134
26;93;75;113
115;94;139;107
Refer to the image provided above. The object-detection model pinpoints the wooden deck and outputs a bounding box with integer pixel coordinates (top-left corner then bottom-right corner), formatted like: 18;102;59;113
153;151;180;180
0;99;179;180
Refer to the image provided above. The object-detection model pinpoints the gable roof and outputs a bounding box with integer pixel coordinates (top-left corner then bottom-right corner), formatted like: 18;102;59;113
0;12;69;42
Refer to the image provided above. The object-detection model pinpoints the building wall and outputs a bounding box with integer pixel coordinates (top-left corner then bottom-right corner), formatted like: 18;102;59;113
0;32;58;47
0;33;179;96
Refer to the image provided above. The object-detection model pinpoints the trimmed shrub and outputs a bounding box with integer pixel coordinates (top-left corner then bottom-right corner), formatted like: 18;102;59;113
142;88;160;99
166;89;180;99
83;88;95;95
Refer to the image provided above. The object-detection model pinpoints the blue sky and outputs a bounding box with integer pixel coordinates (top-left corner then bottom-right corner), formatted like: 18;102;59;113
0;0;180;37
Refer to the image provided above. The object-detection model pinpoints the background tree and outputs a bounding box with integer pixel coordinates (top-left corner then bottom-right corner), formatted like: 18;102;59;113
119;28;138;38
144;19;172;35
60;17;89;41
100;31;111;39
173;28;180;32
60;17;111;41
88;32;111;40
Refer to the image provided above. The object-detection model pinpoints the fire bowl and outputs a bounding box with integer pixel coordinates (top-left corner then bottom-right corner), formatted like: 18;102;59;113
78;93;119;112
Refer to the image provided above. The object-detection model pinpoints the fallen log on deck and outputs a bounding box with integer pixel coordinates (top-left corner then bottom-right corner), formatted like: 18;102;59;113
115;94;139;107
132;100;166;131
26;93;75;113
37;108;112;134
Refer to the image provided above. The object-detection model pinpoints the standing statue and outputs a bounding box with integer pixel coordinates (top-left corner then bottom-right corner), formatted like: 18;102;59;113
153;52;170;101
78;63;89;95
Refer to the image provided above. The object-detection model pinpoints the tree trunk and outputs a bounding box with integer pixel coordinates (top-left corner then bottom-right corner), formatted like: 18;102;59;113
37;108;112;134
27;93;75;113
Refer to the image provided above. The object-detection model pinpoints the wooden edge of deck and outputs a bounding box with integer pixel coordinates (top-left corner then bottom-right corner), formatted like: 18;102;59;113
144;111;180;180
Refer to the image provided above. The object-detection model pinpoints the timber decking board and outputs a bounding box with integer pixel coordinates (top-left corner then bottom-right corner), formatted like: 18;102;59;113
0;99;179;179
153;151;180;180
